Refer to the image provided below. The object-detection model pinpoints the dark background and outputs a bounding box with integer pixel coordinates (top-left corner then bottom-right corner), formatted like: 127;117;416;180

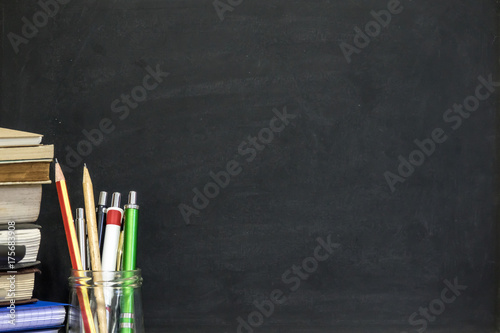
1;0;498;332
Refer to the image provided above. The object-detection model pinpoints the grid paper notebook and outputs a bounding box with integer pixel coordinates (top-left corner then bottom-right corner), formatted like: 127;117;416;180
0;301;66;332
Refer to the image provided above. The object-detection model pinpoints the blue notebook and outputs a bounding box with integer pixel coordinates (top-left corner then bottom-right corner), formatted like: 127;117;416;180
0;301;66;332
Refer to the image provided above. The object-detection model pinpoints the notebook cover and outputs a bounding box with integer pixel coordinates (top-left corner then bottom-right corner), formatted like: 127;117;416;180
0;300;67;332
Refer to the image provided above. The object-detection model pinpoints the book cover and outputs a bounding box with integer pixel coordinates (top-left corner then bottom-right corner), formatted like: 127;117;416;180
0;145;54;162
0;128;43;148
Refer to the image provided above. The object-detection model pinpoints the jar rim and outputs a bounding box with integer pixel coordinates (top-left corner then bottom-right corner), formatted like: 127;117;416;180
68;269;143;287
70;268;142;273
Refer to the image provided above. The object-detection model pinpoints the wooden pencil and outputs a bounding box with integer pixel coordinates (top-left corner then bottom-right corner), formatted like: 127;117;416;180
82;164;108;333
54;160;96;333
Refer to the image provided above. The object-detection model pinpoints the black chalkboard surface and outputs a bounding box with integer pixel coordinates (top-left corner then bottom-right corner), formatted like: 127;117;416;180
1;0;498;332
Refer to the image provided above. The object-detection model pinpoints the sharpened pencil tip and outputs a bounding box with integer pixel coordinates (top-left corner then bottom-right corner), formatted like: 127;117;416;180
84;163;87;168
54;158;59;163
54;160;64;182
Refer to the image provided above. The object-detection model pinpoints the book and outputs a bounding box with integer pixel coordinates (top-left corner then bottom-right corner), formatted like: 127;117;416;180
0;261;41;271
0;268;40;305
0;160;51;183
0;300;66;332
0;129;57;331
0;128;43;148
0;185;42;224
0;224;41;267
0;145;54;162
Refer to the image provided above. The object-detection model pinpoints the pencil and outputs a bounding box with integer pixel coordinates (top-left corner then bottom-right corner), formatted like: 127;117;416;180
54;160;96;333
83;164;108;333
116;229;124;270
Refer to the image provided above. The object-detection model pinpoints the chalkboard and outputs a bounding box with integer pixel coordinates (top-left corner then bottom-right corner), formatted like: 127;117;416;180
1;0;498;332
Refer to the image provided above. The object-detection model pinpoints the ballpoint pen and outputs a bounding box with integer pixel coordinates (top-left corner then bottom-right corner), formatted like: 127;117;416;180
97;191;108;256
120;191;139;333
75;208;86;270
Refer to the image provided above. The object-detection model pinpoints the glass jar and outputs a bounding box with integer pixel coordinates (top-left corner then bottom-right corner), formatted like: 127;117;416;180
67;269;144;333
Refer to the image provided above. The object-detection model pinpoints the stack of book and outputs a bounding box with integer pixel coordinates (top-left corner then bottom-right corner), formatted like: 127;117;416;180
0;128;66;332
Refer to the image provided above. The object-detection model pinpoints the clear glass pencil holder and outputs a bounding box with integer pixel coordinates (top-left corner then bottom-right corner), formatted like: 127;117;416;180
67;269;144;333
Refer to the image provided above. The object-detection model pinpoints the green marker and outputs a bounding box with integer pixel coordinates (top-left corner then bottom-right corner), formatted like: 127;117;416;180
120;191;139;333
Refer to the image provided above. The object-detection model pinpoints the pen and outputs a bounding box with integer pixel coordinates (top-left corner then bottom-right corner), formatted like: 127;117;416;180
102;192;123;271
102;192;123;326
75;208;86;270
86;232;91;271
120;191;139;333
97;191;108;256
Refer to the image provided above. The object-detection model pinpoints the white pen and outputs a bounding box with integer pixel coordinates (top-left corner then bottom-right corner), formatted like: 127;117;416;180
102;192;123;271
101;192;123;325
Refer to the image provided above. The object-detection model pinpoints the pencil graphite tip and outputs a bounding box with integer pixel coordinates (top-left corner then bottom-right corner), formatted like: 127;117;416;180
54;158;59;164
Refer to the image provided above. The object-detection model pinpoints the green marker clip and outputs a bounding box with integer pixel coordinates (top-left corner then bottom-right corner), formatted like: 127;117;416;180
120;191;139;333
